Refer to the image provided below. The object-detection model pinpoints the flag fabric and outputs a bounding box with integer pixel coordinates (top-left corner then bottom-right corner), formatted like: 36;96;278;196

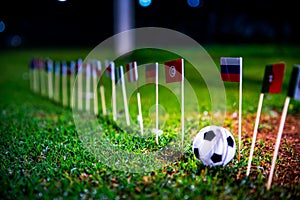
62;61;68;76
145;64;156;83
105;63;113;79
115;67;122;84
76;59;83;74
126;61;138;82
164;58;183;83
220;57;241;82
96;60;102;77
85;62;91;78
55;61;60;75
45;59;53;73
261;63;285;94
69;61;76;75
287;65;300;101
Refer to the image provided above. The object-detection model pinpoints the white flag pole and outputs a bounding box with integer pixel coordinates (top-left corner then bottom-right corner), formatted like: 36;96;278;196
120;66;130;126
135;62;144;135
78;59;83;110
181;59;185;148
70;61;75;109
111;62;117;121
155;62;159;144
267;96;290;190
33;61;39;93
62;62;68;107
47;60;53;100
93;61;99;115
54;61;60;103
40;60;46;97
238;57;243;162
85;62;91;112
246;93;265;176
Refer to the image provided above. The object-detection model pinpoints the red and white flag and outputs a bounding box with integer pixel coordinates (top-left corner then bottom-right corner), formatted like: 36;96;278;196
164;58;183;83
126;61;138;82
145;64;156;84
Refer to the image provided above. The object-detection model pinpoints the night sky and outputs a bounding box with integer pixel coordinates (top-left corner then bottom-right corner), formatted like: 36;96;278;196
0;0;299;48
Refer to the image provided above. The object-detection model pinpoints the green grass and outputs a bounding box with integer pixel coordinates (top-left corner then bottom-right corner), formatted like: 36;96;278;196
1;44;300;199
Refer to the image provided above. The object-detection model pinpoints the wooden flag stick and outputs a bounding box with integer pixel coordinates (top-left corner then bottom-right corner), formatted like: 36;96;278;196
93;63;99;116
100;85;107;116
135;63;144;136
181;59;185;148
62;62;68;107
267;96;290;190
47;62;53;100
78;60;83;110
70;61;75;109
238;57;243;162
246;93;265;176
40;66;46;97
85;63;91;112
54;61;60;103
120;66;130;126
155;62;159;144
111;62;117;121
33;65;39;93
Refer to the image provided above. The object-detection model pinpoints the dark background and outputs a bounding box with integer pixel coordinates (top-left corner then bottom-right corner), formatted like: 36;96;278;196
0;0;299;48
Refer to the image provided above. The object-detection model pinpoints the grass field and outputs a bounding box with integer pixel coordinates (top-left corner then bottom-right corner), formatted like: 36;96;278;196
0;44;300;199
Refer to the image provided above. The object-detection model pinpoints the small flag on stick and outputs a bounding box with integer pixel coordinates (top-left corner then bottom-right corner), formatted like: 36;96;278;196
164;58;185;147
45;58;53;99
77;59;83;110
100;61;107;116
54;61;61;103
69;61;76;109
126;61;143;135
85;62;91;112
120;65;130;126
266;65;299;190
62;61;68;107
92;60;100;115
247;62;285;176
220;57;242;161
146;63;161;144
39;58;46;97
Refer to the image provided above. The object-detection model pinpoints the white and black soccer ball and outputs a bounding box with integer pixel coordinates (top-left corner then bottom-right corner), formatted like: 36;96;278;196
192;125;236;166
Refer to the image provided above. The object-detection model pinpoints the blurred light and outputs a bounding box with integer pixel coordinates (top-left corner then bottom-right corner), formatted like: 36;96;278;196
57;0;67;2
139;0;151;7
8;35;22;47
187;0;200;7
0;21;5;32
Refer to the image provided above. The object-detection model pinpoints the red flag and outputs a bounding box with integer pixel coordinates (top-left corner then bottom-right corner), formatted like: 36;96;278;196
261;62;285;94
164;58;183;83
126;61;138;82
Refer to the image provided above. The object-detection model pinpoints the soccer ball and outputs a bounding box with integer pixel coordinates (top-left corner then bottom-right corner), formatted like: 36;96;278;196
192;125;236;166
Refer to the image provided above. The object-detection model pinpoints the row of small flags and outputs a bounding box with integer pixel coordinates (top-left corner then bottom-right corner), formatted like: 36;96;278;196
29;56;299;190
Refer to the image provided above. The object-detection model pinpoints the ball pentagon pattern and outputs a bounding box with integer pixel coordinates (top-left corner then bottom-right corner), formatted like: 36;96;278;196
192;125;236;166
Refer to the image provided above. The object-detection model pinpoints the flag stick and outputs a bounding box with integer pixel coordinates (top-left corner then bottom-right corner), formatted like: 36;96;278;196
246;93;265;176
86;63;91;112
93;62;99;115
54;61;60;103
62;62;68;107
237;57;243;162
135;62;144;136
47;62;53;100
33;63;39;93
40;64;46;97
70;61;75;109
111;62;117;121
155;62;159;144
266;96;290;190
120;66;130;126
181;59;185;148
100;85;107;116
78;60;83;110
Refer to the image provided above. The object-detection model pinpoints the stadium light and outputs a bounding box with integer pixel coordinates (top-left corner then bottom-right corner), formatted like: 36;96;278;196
57;0;67;2
187;0;201;7
0;21;5;33
139;0;151;7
